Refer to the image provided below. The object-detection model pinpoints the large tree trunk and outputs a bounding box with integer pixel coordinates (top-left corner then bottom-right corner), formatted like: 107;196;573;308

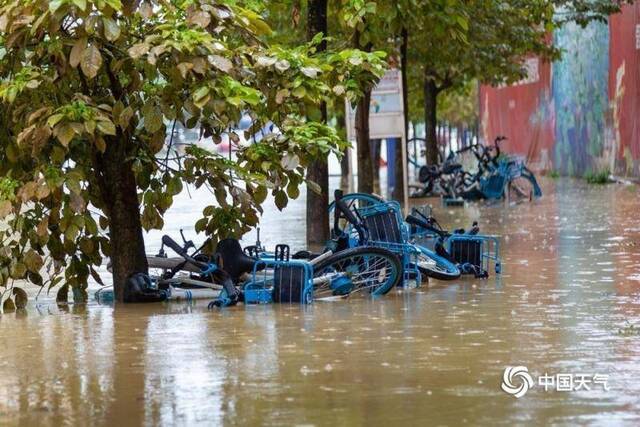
354;29;374;194
99;139;148;302
355;88;374;193
305;0;329;246
424;72;440;166
393;27;409;203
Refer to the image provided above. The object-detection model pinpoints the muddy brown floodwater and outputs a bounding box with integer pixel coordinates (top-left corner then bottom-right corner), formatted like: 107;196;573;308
2;178;640;426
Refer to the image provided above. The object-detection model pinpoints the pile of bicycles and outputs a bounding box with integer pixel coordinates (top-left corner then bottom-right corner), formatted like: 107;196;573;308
410;136;542;202
114;190;501;308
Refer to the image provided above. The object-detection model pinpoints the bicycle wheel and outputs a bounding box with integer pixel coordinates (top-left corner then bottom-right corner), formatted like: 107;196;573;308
327;192;385;233
327;193;384;214
312;246;402;299
507;168;542;201
413;245;461;281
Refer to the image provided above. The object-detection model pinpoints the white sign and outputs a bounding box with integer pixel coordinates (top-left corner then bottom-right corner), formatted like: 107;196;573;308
346;69;405;141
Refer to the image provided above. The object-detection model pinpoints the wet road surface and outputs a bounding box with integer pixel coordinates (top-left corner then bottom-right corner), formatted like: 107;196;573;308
1;178;640;426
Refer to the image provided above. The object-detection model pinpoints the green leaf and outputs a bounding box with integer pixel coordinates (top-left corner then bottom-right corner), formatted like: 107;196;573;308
292;86;306;98
286;182;300;199
10;261;27;279
193;86;210;101
97;120;116;136
456;16;469;31
274;190;288;210
49;0;65;12
55;124;76;147
24;250;44;273
144;107;163;133
166;177;183;196
81;44;102;79
72;0;87;11
102;17;121;42
47;113;65;128
253;186;267;204
69;38;87;68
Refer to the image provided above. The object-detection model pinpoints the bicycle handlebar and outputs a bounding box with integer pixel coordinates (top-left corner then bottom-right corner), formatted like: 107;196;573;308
405;214;448;239
162;235;208;270
333;190;368;243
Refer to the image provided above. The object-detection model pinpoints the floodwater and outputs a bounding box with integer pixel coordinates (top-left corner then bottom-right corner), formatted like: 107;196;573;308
2;178;640;426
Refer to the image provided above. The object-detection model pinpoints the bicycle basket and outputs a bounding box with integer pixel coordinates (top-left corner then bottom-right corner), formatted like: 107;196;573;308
245;259;314;304
480;172;508;199
356;201;422;287
357;201;405;245
446;235;501;276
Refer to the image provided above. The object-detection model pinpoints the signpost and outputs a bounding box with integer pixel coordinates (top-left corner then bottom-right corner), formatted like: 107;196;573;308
345;69;408;211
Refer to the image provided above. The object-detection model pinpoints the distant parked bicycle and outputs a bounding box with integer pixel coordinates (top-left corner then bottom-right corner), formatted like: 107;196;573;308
409;136;542;202
450;136;542;201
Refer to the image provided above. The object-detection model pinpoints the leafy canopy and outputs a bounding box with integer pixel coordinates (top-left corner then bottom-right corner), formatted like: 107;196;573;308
0;0;386;305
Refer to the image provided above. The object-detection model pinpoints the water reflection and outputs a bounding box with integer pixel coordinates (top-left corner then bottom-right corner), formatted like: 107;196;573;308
2;179;640;425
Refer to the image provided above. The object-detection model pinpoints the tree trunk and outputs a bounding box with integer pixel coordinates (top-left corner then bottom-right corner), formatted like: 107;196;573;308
98;139;148;302
355;88;374;193
393;27;409;202
305;0;329;246
354;29;374;194
424;73;440;166
337;112;350;191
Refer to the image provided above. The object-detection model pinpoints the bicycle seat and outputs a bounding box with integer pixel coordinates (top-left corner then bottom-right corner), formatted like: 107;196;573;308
215;238;261;282
442;162;463;174
292;250;322;260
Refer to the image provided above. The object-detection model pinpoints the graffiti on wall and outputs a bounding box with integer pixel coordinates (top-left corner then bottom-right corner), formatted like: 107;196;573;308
480;4;640;178
552;19;610;176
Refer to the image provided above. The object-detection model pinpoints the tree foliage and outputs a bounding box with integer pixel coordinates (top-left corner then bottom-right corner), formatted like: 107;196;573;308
0;0;385;305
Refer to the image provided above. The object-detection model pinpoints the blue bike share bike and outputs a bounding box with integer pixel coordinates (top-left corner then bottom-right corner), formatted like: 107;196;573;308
329;191;501;280
140;192;403;307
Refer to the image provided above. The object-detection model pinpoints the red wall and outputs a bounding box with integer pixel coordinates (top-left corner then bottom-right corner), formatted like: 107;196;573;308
479;58;554;171
608;3;640;175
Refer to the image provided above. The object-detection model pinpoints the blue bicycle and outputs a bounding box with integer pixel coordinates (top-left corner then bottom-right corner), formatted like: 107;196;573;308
330;191;461;283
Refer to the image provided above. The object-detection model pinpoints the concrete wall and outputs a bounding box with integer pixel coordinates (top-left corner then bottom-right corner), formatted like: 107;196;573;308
480;4;640;178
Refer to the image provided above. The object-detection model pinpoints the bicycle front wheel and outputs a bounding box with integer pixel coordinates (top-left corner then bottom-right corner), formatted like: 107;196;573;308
413;245;461;281
312;246;402;299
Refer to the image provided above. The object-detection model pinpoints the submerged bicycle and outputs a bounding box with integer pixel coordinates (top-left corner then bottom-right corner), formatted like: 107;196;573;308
136;192;403;307
328;192;501;279
328;191;462;282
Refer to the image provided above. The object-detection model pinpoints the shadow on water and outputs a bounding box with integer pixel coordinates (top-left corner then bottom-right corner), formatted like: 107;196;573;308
1;178;640;425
